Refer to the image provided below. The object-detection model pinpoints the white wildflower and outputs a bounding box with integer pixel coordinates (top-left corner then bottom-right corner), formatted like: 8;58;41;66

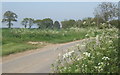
83;21;86;24
64;67;67;70
76;65;79;67
85;34;89;37
63;50;74;59
102;48;106;50
77;58;80;61
75;69;79;72
109;40;113;43
83;52;90;57
81;44;86;47
92;22;96;24
98;62;104;65
68;67;71;69
102;56;110;60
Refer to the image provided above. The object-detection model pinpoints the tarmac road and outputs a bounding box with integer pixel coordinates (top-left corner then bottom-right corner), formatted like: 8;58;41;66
2;38;94;73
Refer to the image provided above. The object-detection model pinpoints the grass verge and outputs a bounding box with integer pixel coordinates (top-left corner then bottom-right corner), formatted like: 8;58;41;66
2;27;100;56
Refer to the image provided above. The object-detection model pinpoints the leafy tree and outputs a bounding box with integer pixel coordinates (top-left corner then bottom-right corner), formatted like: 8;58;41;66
93;16;105;26
61;19;76;29
2;11;17;28
28;18;34;28
34;19;42;28
83;17;92;25
109;20;120;28
94;2;118;22
42;18;53;29
21;18;34;28
74;20;82;28
21;18;28;28
53;21;60;29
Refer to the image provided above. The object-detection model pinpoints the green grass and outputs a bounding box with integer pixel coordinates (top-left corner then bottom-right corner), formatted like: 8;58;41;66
2;28;89;44
1;42;38;56
2;27;100;56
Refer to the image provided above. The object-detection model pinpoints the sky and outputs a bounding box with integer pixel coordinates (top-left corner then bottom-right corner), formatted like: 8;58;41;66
1;2;103;28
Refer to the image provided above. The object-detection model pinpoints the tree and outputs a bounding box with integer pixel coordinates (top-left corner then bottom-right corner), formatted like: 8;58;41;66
21;18;28;28
94;2;118;22
28;18;34;28
21;18;34;28
53;21;60;29
2;11;17;28
34;19;42;29
93;16;105;26
109;20;120;28
42;18;53;29
74;20;82;28
61;19;76;29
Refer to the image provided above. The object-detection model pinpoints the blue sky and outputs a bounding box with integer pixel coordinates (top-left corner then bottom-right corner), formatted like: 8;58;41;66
2;2;100;28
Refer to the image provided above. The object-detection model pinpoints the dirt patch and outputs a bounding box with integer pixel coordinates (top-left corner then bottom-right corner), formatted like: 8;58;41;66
28;41;46;45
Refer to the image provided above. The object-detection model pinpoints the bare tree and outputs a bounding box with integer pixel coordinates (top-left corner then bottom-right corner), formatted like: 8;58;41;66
94;2;118;22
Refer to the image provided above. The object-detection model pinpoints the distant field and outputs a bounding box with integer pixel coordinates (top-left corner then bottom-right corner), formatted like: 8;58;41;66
2;27;100;56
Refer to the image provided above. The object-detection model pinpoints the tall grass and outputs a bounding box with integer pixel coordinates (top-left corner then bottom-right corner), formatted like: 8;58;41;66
2;28;92;44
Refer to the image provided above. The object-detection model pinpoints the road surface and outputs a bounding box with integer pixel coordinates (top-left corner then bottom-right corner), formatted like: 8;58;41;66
2;38;94;73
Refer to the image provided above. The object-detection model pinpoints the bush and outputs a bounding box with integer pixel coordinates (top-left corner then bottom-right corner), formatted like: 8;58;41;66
51;27;119;73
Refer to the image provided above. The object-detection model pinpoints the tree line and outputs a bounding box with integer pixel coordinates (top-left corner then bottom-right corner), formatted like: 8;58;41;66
2;12;61;29
2;2;119;29
21;18;61;29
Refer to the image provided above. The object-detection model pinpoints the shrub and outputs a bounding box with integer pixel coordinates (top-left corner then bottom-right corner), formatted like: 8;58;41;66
51;27;119;73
